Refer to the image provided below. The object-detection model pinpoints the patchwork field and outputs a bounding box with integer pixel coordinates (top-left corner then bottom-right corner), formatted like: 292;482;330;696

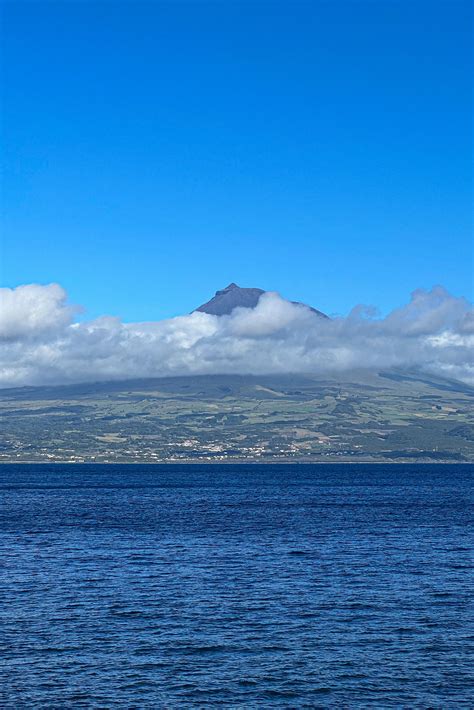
1;371;473;463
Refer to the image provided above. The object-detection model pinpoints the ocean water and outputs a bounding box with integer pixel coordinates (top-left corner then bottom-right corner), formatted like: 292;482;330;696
1;464;473;708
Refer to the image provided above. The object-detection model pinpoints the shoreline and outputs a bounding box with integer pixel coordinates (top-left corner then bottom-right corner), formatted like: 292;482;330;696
1;459;472;465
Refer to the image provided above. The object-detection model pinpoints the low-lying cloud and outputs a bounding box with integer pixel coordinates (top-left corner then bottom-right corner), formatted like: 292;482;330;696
0;283;472;388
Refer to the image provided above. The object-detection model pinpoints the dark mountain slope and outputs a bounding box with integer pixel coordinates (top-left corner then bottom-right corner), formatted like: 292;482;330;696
194;282;328;318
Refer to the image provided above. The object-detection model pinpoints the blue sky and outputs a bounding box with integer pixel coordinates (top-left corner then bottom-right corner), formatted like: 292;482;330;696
1;0;472;321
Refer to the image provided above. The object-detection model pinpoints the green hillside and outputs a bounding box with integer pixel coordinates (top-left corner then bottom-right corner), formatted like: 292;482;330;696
1;371;473;463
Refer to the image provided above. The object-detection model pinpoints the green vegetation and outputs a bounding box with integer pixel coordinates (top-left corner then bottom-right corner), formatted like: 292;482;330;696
1;371;473;463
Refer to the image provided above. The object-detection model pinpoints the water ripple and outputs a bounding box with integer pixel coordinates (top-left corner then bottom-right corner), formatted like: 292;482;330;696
0;463;473;707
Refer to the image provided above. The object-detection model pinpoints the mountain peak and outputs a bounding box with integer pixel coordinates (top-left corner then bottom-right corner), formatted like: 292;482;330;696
195;283;328;318
215;282;240;296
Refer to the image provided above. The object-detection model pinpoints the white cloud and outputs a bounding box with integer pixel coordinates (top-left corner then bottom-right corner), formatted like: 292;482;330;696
0;283;472;387
0;283;76;340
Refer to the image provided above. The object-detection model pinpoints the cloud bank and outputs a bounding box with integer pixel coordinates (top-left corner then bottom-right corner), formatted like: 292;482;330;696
0;283;473;388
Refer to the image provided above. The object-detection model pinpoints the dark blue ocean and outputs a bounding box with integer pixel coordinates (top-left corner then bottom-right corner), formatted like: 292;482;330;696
1;464;473;708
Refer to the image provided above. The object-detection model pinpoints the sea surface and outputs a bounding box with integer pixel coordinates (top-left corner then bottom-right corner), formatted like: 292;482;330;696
1;464;473;708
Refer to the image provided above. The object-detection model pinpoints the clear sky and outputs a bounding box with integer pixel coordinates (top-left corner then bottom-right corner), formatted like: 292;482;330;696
1;0;472;321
